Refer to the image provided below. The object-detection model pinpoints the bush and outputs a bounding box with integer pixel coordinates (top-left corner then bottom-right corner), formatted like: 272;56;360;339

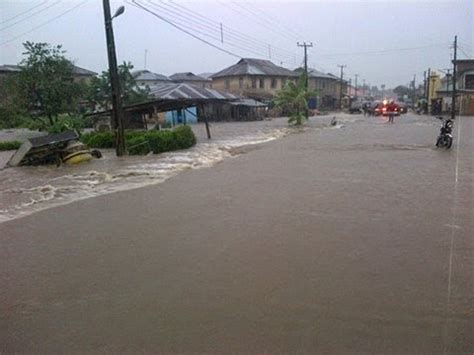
0;107;30;129
80;131;115;148
79;125;196;155
0;140;22;151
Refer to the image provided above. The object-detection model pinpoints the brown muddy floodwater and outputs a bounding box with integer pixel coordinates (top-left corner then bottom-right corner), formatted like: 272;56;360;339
1;113;472;353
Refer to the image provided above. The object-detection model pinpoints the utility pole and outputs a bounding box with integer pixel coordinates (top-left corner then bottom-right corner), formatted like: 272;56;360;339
423;71;427;99
451;35;457;120
102;0;125;156
297;42;313;119
354;74;358;99
412;74;416;104
144;49;148;69
220;23;223;43
426;67;431;112
268;45;271;60
338;64;346;110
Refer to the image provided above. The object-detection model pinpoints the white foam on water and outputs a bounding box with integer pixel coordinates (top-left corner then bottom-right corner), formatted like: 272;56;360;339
0;128;289;224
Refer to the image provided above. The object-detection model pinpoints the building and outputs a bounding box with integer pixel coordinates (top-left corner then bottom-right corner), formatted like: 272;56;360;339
211;58;298;100
132;70;171;87
0;63;97;105
294;67;342;109
169;72;211;88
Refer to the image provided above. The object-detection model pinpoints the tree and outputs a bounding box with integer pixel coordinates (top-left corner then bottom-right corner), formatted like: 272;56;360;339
15;42;84;125
393;85;411;98
87;62;150;110
274;72;317;125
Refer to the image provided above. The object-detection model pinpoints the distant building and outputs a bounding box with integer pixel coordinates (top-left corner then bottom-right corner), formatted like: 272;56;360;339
131;69;171;87
0;63;97;105
0;63;96;82
169;72;211;88
293;67;343;109
437;59;474;115
211;58;298;100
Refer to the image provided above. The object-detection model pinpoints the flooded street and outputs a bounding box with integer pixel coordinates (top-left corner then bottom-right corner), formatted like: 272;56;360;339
0;117;313;223
1;113;472;353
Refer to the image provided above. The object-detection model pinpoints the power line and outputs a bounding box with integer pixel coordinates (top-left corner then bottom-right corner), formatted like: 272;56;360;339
457;46;471;58
219;1;297;44
163;0;297;59
129;0;241;59
141;0;294;63
0;1;62;32
0;0;48;25
243;2;304;41
230;1;298;42
318;43;451;57
145;0;294;63
0;1;88;46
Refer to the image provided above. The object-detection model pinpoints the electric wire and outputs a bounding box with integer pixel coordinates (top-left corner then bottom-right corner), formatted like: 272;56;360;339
161;0;297;59
144;0;295;63
129;0;241;59
0;0;48;25
232;1;300;41
242;2;304;41
0;1;62;32
225;1;298;43
0;1;88;46
318;43;452;57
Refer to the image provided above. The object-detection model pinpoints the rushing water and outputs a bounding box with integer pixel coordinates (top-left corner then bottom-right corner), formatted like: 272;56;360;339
0;118;310;223
0;114;397;223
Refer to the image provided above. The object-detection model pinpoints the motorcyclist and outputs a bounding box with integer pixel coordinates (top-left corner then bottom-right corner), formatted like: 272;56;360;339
440;118;453;135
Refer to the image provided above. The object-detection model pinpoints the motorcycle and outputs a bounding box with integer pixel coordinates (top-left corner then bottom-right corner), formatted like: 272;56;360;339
435;117;454;149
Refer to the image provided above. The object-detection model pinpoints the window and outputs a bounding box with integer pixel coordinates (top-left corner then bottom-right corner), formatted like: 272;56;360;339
251;78;257;88
259;78;265;89
271;78;277;89
465;74;474;89
225;79;230;90
239;77;243;89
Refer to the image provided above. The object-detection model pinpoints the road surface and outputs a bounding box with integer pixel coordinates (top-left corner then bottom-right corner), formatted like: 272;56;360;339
1;113;472;353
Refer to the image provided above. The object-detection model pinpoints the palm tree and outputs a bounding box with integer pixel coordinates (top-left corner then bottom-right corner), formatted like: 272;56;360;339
274;72;317;125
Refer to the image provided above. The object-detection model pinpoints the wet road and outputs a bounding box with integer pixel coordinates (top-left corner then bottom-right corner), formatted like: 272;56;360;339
1;113;473;353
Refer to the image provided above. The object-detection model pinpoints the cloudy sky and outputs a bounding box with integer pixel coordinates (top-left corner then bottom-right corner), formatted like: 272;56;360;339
1;0;472;88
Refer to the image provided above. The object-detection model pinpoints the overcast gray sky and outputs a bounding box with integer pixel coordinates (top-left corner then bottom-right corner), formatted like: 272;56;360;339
1;0;473;88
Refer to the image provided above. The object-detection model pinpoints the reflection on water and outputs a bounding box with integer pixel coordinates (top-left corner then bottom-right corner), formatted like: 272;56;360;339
0;118;300;223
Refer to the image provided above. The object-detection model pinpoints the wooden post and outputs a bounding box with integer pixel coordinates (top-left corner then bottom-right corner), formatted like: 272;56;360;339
204;115;211;139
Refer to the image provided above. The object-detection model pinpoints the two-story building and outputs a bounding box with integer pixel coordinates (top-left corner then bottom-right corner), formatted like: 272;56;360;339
436;59;474;115
211;58;298;101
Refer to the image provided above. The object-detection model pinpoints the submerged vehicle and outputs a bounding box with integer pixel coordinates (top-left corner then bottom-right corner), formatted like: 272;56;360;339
7;130;101;167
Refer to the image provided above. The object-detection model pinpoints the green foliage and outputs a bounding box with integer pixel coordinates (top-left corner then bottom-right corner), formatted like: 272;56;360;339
47;114;92;133
0;106;30;129
80;131;116;149
13;42;84;125
87;61;151;110
80;125;196;155
274;72;318;125
0;140;22;151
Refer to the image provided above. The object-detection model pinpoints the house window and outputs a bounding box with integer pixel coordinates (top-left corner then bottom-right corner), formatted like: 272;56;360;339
465;74;474;89
239;77;243;89
251;78;257;88
259;78;264;89
225;79;230;90
271;78;277;89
